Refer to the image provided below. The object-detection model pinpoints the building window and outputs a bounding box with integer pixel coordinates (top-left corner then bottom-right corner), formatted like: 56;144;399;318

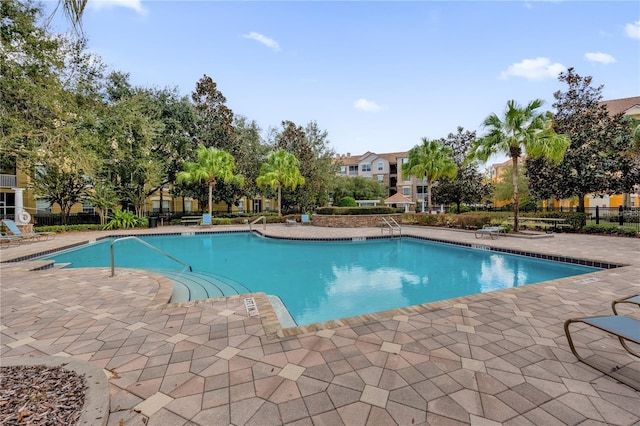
81;201;95;214
184;198;193;212
36;199;51;214
348;165;358;174
377;175;384;182
377;162;384;171
151;200;170;213
402;187;410;196
237;199;244;212
361;163;371;172
340;166;347;175
266;200;271;211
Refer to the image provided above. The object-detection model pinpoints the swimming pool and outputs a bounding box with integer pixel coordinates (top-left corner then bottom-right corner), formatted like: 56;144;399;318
43;233;599;326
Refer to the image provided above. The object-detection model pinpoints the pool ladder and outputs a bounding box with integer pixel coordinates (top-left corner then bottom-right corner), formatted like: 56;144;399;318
110;236;192;277
381;217;402;237
249;216;266;231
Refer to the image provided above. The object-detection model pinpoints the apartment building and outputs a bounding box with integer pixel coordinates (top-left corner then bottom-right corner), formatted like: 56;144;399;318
0;154;274;224
335;151;434;211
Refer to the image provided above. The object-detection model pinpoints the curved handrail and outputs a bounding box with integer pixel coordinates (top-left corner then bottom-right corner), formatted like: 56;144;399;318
249;216;266;231
381;216;401;237
110;236;192;277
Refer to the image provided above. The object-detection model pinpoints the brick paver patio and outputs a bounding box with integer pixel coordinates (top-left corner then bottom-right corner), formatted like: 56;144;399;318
1;225;639;425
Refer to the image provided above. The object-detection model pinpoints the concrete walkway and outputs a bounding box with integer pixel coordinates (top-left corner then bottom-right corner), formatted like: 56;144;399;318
1;225;639;425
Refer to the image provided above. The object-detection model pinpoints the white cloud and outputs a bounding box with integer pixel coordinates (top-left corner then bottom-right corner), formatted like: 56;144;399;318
625;19;640;39
585;52;616;64
353;98;382;112
242;32;281;51
499;57;566;81
90;0;147;15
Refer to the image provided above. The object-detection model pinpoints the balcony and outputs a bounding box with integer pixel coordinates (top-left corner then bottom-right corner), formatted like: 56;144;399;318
0;174;17;188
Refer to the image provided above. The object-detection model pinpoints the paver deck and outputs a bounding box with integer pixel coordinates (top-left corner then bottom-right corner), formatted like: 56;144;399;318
1;225;639;425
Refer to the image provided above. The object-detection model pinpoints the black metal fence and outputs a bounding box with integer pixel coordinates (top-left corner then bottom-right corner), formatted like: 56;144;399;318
33;213;101;226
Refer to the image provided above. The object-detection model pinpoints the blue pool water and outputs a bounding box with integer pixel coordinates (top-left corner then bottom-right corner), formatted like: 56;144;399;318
43;233;599;326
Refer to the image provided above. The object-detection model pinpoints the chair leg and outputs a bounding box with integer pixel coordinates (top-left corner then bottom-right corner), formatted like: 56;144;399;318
564;319;640;391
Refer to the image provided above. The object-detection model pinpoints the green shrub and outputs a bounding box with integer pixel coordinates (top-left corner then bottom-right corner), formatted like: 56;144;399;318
449;205;471;214
518;200;537;212
212;218;232;225
450;214;492;229
33;224;104;233
316;206;402;215
104;210;145;230
336;196;357;207
583;223;639;237
402;213;451;226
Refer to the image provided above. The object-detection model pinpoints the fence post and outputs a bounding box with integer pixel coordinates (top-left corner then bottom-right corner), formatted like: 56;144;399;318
619;205;624;226
595;206;599;225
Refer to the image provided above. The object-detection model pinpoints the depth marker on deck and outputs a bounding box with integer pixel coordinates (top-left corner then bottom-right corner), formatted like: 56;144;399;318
244;297;260;317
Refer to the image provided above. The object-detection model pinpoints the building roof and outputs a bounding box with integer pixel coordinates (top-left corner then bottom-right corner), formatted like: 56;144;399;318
599;96;640;115
333;151;409;166
384;193;415;204
378;151;409;162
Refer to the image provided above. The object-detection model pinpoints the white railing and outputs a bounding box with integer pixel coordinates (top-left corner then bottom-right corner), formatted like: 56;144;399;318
249;216;266;231
110;236;192;277
381;216;402;237
0;174;17;188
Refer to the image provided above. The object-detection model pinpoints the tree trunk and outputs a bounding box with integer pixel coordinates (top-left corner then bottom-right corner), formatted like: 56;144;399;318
512;156;519;231
578;194;586;212
277;186;282;216
427;180;433;214
456;201;461;214
61;202;71;226
208;181;214;217
159;188;163;215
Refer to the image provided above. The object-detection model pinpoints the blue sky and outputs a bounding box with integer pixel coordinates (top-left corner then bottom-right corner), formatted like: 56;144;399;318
45;1;639;163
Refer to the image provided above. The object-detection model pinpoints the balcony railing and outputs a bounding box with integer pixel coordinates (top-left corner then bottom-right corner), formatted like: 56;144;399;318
0;174;17;188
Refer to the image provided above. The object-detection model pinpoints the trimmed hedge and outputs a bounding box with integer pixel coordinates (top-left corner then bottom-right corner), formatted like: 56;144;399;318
583;224;639;237
32;224;106;233
402;213;493;229
316;206;403;215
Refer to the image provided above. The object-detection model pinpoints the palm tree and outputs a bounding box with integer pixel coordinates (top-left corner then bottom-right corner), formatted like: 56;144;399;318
55;0;88;32
256;149;305;216
177;146;244;217
402;138;457;214
471;99;569;231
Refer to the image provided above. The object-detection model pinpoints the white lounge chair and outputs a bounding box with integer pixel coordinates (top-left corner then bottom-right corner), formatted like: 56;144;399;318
2;219;55;241
474;225;505;240
565;294;640;391
1;233;23;248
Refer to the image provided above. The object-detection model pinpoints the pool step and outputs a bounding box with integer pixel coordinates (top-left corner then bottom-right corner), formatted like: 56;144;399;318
149;269;251;303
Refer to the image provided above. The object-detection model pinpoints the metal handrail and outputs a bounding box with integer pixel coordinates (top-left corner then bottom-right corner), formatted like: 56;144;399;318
249;216;266;231
110;236;192;277
381;216;401;237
